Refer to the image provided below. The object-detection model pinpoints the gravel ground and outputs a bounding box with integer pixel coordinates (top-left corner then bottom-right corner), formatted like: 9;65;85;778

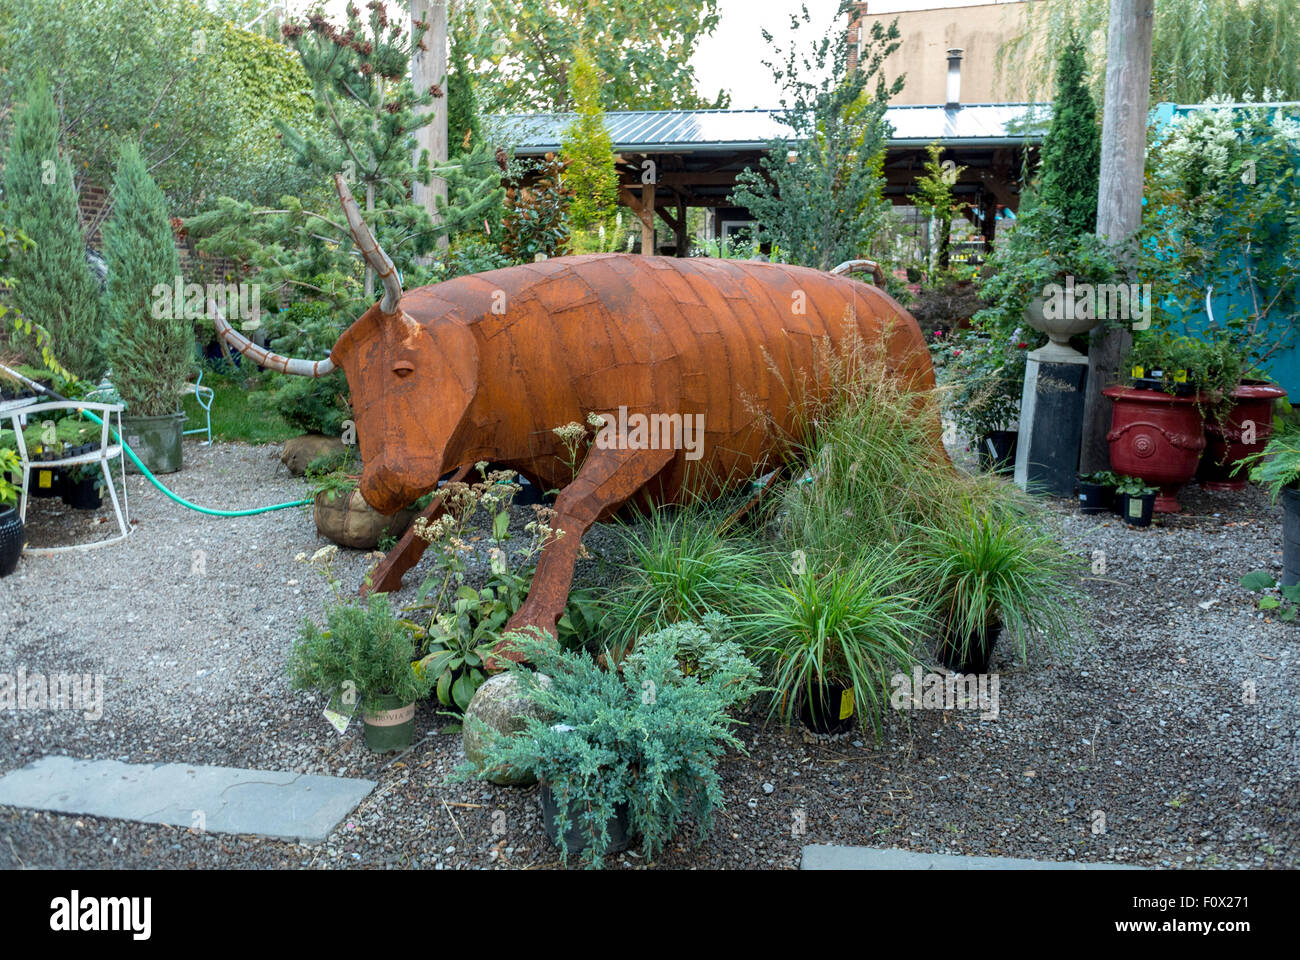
0;438;1296;870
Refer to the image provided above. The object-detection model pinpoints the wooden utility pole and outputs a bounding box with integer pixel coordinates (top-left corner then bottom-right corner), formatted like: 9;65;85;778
1078;0;1155;472
411;0;448;252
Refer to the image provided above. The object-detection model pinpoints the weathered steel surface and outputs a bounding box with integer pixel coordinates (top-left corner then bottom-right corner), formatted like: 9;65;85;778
215;176;940;652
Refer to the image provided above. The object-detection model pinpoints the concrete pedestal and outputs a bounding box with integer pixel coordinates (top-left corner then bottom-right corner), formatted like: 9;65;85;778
1014;346;1089;498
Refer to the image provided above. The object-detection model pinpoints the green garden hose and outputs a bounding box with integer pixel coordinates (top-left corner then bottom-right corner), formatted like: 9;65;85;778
77;408;311;517
1;361;310;518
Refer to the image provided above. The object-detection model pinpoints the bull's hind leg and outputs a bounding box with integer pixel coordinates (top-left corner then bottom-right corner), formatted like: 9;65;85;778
492;438;675;668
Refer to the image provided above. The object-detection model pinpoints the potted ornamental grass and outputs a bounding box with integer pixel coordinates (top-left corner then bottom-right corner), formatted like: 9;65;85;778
1236;424;1300;585
101;143;192;475
288;549;433;752
916;502;1080;674
0;447;23;577
738;549;923;736
461;627;758;868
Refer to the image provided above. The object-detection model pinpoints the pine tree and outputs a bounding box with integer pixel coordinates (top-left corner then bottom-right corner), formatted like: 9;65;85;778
3;76;105;378
102;142;191;417
187;2;501;307
561;49;619;235
1037;31;1101;237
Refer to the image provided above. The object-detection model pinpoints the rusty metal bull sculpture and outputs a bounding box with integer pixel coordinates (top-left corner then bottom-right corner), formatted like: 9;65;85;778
213;175;940;656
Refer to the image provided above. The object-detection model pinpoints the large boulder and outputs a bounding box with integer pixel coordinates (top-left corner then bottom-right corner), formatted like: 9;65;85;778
281;434;347;476
462;672;551;786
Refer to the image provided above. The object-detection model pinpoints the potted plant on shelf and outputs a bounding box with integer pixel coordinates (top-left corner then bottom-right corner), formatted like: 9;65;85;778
1076;470;1118;515
1235;424;1300;585
916;503;1079;674
1114;475;1158;528
1103;332;1209;513
739;550;922;735
461;627;758;868
0;448;24;577
102;142;192;475
288;549;433;752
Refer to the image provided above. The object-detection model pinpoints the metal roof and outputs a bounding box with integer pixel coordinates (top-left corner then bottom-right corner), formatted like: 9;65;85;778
491;103;1049;154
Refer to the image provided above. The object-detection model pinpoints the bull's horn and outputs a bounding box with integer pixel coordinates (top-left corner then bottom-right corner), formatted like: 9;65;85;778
830;259;885;286
334;173;403;315
209;298;335;378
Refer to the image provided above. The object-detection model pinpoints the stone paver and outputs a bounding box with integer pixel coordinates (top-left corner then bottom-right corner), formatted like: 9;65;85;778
802;844;1146;870
0;756;375;843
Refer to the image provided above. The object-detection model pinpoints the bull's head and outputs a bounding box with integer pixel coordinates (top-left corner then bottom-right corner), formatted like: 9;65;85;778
212;175;477;514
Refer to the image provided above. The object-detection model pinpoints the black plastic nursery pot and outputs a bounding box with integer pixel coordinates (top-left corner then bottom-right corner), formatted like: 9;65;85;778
977;430;1019;476
1118;492;1157;528
121;412;185;475
1282;485;1300;588
938;619;1002;675
61;475;103;510
798;681;858;734
1077;480;1113;515
362;695;415;752
0;506;23;577
29;462;63;498
538;782;632;857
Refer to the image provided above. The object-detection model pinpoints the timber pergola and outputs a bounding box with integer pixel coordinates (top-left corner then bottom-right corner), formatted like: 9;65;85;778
493;103;1047;255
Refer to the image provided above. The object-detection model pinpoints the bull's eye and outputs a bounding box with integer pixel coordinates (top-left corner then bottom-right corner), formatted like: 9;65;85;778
393;360;415;378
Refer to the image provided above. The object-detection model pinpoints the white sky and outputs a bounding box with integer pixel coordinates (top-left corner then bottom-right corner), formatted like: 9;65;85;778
274;0;1010;110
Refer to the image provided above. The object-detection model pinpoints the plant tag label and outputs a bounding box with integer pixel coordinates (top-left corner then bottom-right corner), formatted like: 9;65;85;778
1128;498;1143;519
324;699;356;735
839;688;855;720
1174;369;1188;383
38;470;52;488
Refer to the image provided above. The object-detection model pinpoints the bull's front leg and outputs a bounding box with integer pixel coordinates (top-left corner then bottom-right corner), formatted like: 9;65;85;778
490;432;675;668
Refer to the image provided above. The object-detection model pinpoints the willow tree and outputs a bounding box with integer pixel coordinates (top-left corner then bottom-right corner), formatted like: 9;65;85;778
999;0;1300;103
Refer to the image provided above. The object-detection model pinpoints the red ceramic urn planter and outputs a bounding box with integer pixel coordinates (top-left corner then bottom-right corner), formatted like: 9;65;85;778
1198;383;1288;491
1103;386;1206;513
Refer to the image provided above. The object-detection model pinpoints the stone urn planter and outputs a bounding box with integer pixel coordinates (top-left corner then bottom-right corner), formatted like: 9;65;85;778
1198;382;1287;491
1023;294;1097;362
1103;386;1206;513
313;484;416;549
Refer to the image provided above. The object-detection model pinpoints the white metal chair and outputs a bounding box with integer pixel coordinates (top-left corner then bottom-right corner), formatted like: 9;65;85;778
4;400;130;552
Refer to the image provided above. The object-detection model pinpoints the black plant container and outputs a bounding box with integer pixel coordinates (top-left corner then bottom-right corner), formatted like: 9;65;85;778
62;476;103;510
1077;480;1113;515
0;506;23;577
1118;492;1156;528
978;430;1018;476
29;460;62;498
938;619;1002;675
798;681;858;734
539;783;631;858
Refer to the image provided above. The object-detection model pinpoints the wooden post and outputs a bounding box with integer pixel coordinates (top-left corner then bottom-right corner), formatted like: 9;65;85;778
411;0;448;253
641;181;656;254
675;198;688;256
1078;0;1155;473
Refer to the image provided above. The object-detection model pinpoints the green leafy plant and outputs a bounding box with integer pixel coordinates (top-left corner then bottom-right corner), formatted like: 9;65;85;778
1240;570;1300;622
620;612;760;693
500;153;574;262
260;299;352;437
728;2;902;270
461;627;757;868
0;448;20;508
1113;475;1158;497
1077;470;1120;486
287;588;432;712
915;502;1081;668
1234;424;1300;501
737;549;924;737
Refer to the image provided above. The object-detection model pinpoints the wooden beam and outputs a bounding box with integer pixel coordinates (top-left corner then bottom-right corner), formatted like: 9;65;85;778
618;187;655;229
